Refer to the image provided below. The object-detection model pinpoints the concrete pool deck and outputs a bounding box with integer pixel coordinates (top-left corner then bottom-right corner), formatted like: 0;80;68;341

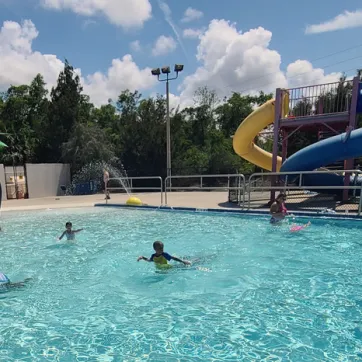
1;191;360;215
1;192;238;212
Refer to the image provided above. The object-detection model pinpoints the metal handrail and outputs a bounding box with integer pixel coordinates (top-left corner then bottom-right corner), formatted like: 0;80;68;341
164;174;246;207
247;170;362;212
106;176;163;205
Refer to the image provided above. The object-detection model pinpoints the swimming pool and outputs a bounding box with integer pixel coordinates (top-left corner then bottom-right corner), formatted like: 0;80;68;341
1;207;362;360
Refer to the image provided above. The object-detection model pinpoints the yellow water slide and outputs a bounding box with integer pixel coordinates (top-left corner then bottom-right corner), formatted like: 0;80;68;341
232;96;289;171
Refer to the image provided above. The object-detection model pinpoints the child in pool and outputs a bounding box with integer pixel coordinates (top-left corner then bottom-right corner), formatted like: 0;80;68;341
137;241;191;267
59;222;83;241
270;192;288;224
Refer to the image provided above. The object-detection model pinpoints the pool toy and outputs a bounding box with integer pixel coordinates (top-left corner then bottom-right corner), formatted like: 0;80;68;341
232;76;362;199
290;225;304;232
289;221;311;232
126;196;142;206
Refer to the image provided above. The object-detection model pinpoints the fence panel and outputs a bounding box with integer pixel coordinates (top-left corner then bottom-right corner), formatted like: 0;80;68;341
164;174;246;208
247;170;362;214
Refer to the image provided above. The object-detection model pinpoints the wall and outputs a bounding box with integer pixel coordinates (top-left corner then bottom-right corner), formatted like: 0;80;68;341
0;164;6;201
26;164;71;198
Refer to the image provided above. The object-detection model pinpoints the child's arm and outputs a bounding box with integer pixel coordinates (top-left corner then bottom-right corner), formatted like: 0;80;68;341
58;231;66;240
137;256;151;262
171;256;191;265
73;229;83;233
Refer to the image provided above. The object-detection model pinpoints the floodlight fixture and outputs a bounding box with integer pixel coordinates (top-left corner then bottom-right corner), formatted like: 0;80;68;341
151;68;161;76
174;64;184;73
161;66;171;74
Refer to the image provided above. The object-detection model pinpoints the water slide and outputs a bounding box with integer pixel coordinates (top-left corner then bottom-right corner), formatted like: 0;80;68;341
233;98;288;171
280;129;362;192
232;98;362;193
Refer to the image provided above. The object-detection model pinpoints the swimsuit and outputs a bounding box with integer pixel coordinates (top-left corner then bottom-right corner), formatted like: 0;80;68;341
65;232;75;240
150;252;173;269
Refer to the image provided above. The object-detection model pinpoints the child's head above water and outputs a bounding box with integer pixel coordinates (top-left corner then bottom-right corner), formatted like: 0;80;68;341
66;222;72;231
276;193;286;203
153;240;164;254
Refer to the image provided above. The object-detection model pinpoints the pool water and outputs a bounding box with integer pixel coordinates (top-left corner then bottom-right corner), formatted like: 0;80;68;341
1;207;362;361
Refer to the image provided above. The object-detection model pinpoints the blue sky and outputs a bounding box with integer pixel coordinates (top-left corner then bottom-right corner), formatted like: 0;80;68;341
1;0;362;106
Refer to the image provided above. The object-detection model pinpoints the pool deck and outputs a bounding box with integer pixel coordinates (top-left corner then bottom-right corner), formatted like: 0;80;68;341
2;192;360;218
1;192;238;212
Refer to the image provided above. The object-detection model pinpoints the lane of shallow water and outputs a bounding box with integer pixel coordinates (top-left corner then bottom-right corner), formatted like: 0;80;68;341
0;208;361;361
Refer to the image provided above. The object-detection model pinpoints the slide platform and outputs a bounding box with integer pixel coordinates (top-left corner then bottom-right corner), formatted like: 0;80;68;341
233;99;362;194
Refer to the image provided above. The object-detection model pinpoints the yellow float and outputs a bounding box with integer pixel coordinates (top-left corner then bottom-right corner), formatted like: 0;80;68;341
126;196;143;206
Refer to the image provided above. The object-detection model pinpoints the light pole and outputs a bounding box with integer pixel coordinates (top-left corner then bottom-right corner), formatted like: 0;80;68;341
151;64;184;179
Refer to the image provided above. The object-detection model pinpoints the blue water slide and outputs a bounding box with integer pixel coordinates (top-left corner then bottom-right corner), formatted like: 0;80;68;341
280;128;362;194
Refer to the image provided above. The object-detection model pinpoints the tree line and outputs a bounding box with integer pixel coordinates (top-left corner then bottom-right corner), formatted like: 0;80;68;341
0;61;358;179
0;61;272;177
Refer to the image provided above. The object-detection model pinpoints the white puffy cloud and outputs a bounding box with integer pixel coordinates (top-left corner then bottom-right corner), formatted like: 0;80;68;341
176;20;341;108
152;35;177;56
286;60;341;88
130;40;141;52
0;20;157;106
0;18;344;111
181;7;203;23
0;20;64;89
82;55;156;106
183;28;203;39
40;0;152;28
305;9;362;34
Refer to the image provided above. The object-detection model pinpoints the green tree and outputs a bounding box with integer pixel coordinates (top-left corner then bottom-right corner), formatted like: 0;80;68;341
0;85;37;163
45;60;86;161
61;122;115;169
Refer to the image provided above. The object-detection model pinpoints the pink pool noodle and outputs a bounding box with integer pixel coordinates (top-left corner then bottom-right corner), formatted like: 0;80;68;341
290;225;304;232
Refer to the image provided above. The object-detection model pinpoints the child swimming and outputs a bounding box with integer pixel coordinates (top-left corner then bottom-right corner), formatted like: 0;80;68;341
0;272;31;289
137;241;191;267
59;222;83;241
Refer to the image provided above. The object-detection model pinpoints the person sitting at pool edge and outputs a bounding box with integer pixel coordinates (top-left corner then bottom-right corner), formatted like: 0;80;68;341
59;222;83;241
137;241;191;267
270;192;288;224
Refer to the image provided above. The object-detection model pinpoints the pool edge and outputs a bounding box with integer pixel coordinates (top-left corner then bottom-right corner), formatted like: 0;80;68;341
94;203;362;221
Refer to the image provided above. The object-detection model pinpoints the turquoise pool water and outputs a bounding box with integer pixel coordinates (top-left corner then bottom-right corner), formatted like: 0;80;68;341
1;207;362;361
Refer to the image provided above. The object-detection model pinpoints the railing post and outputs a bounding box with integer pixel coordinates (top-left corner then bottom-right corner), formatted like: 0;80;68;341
248;175;253;209
200;176;203;189
164;176;169;205
343;76;360;201
159;177;163;206
271;88;283;203
358;181;362;216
